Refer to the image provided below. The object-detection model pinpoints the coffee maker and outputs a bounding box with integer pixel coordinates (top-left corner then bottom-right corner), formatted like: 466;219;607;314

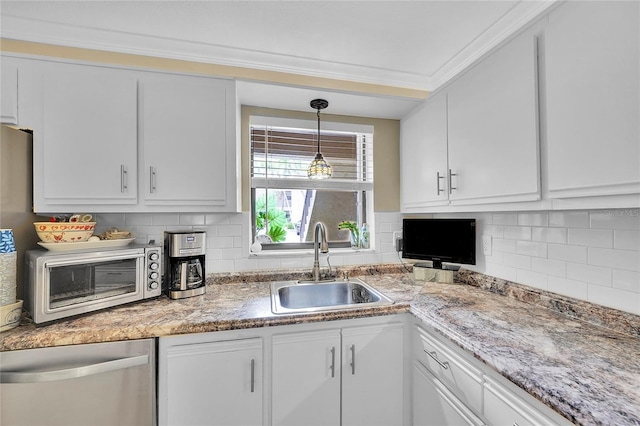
164;230;206;299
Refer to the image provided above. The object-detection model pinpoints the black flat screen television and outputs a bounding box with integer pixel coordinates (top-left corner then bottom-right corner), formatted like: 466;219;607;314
402;218;476;270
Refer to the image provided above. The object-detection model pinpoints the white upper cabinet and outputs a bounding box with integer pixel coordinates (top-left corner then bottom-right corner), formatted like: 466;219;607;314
545;1;640;200
400;30;540;212
400;91;449;211
38;61;138;208
140;74;237;209
447;31;540;205
1;59;18;125
20;55;240;214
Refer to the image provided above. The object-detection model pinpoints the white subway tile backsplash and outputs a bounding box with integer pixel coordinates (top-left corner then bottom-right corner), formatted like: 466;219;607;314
587;284;640;313
531;227;567;244
502;253;531;270
492;213;518;226
516;241;547;258
531;257;566;277
590;209;640;230
492;238;517;253
518;212;548;227
549;211;589;228
484;225;504;238
151;214;180;225
205;214;231;225
504;226;532;240
547;276;588;300
612;269;640;293
179;214;206;226
516;269;548;290
486;263;518;282
614;230;640;251
568;228;613;248
566;262;611;286
217;224;242;237
588;247;640;272
548;244;588;264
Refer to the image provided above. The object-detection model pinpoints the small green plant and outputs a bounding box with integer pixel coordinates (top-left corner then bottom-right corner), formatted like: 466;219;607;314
338;220;359;247
255;194;288;243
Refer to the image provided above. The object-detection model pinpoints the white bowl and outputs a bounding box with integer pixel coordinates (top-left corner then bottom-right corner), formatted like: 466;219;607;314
34;222;96;243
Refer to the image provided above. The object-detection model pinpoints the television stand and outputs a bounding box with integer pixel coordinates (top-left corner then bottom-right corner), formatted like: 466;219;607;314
412;264;457;284
414;262;460;271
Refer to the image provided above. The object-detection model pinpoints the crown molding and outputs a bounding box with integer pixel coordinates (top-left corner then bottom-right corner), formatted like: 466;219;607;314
430;0;559;89
0;14;430;91
1;1;558;93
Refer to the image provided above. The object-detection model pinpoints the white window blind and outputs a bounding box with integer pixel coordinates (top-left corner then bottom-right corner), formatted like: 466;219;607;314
250;124;373;191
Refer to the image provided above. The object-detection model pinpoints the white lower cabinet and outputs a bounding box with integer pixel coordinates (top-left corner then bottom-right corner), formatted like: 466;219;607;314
413;361;484;426
272;321;404;426
159;336;263;426
412;322;572;426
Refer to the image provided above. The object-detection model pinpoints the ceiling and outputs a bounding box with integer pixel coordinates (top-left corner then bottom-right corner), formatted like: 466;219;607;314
0;0;556;119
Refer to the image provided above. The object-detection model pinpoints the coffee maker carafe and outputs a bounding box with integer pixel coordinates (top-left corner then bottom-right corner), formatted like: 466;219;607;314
164;231;206;299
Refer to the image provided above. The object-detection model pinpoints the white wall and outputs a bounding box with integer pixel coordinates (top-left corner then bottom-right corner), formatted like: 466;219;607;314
434;209;640;315
95;208;640;315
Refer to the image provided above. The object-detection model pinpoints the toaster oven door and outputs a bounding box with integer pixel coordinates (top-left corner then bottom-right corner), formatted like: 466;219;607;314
40;253;145;320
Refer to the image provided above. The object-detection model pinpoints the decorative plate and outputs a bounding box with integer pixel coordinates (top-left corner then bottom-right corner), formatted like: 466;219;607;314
37;238;135;251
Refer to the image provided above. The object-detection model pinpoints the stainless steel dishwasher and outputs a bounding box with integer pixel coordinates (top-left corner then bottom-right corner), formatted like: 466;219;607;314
0;338;155;426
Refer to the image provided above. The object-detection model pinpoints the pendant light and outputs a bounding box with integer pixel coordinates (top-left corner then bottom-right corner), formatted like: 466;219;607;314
307;98;332;180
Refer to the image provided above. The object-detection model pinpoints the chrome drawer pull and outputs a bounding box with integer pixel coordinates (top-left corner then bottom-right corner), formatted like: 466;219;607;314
350;344;356;375
330;347;336;378
425;350;449;369
436;172;445;195
250;358;255;393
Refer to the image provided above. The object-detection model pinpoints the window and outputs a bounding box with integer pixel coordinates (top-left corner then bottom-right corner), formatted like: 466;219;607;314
250;116;373;250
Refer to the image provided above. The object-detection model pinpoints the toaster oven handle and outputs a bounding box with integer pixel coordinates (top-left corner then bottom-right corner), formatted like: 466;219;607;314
0;354;149;384
43;252;145;268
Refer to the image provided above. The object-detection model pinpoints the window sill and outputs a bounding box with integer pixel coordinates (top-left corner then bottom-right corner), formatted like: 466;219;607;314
249;248;375;258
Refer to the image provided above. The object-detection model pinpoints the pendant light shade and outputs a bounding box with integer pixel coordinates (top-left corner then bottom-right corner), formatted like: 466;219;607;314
307;99;332;180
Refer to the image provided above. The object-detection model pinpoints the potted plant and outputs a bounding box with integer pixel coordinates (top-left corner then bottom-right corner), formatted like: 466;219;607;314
338;221;359;249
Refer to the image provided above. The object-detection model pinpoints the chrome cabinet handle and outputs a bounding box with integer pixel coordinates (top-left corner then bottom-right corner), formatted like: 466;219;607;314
436;172;445;195
448;169;457;194
149;166;157;193
250;358;255;393
0;354;149;383
425;349;449;369
330;347;336;378
120;165;128;192
349;344;356;375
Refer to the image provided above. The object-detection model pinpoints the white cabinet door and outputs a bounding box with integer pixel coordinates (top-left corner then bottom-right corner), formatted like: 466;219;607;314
1;58;18;125
400;92;449;211
272;329;341;426
140;74;236;209
484;377;561;426
545;1;640;199
447;32;540;205
412;361;484;426
342;322;404;426
160;337;263;426
38;62;138;209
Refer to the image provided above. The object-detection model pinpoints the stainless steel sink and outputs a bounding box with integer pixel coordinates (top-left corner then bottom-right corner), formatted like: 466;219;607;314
270;278;394;314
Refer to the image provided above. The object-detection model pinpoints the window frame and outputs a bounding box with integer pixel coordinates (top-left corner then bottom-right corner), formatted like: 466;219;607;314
249;115;374;251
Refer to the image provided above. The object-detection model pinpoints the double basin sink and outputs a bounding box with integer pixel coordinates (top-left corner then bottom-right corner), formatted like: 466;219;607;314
270;277;394;314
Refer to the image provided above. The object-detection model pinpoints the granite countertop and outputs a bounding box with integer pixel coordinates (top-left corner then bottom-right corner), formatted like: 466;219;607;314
1;266;639;425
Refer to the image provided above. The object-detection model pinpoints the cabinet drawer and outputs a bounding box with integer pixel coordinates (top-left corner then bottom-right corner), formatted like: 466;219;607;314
484;377;559;426
414;325;483;413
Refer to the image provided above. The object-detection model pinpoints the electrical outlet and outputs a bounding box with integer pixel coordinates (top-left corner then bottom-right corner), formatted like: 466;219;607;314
482;235;492;256
393;231;402;252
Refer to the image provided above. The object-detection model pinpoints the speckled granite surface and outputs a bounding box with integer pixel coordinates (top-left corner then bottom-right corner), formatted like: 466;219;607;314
1;265;639;425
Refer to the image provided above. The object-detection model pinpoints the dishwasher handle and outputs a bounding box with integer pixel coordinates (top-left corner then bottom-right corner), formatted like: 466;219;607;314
0;354;149;384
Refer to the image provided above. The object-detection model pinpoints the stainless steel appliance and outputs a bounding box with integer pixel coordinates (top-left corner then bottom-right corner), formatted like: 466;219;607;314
0;339;155;426
164;230;206;299
25;244;162;324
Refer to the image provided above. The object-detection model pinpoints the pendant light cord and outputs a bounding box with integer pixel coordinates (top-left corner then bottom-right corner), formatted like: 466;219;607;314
316;108;321;154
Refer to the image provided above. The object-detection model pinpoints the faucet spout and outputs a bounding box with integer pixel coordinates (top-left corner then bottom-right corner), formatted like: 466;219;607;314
312;222;329;282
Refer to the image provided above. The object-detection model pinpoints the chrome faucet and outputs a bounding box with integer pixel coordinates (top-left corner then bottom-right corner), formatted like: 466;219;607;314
311;222;329;282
